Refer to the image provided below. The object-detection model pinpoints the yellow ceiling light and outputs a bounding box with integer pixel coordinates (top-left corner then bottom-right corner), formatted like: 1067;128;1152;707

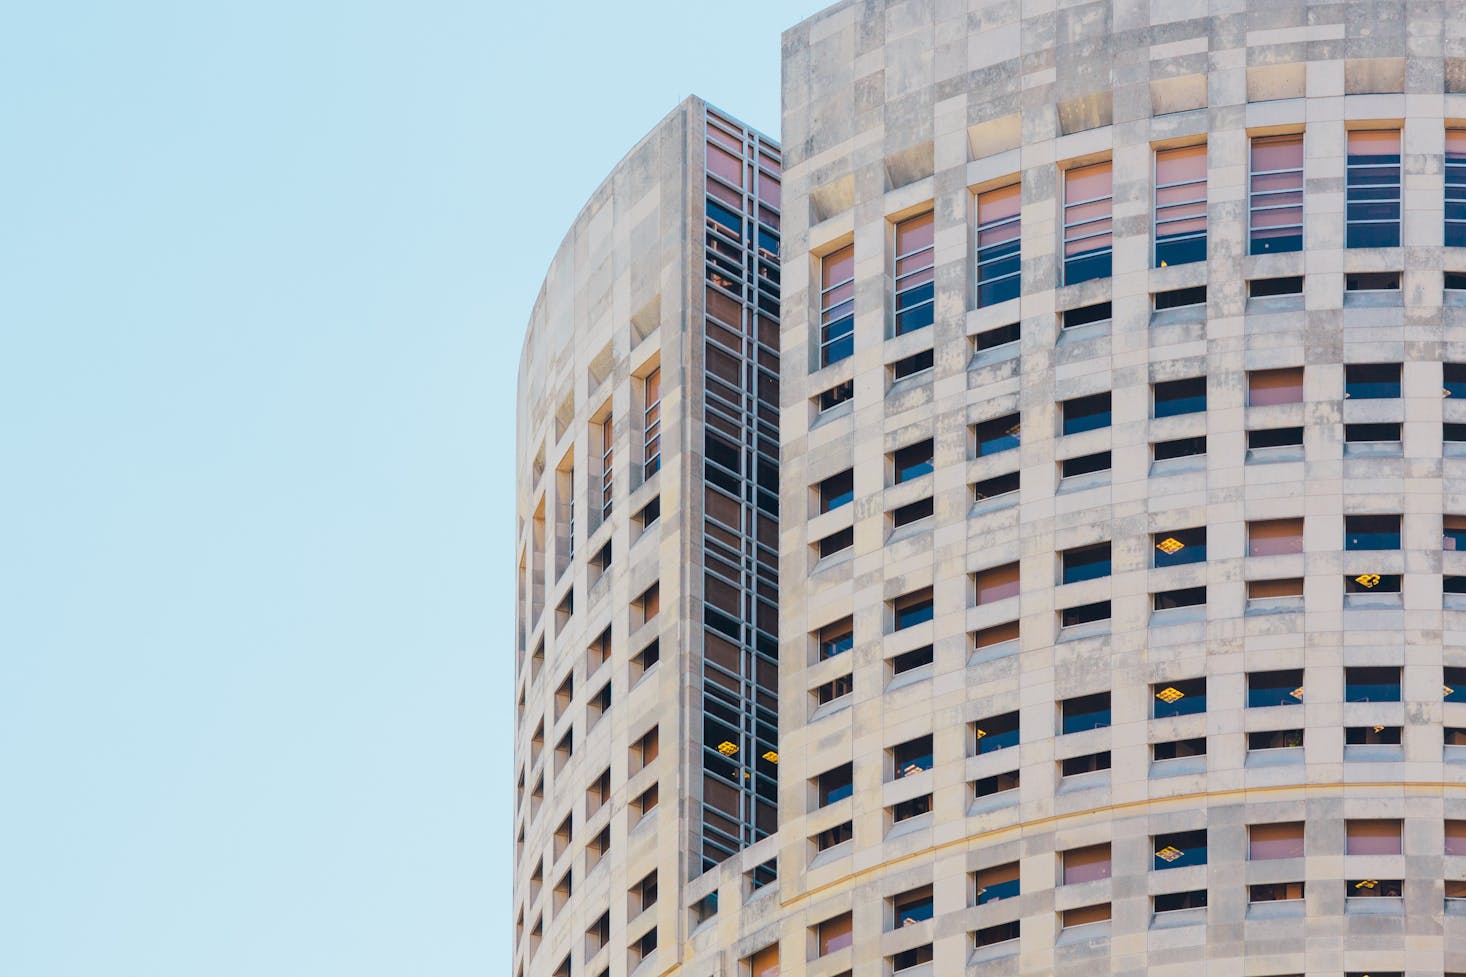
1156;537;1185;555
1354;879;1378;890
1355;572;1382;589
1155;845;1184;862
1290;687;1305;701
716;741;738;756
1156;686;1185;704
1445;684;1455;698
761;750;779;763
1372;725;1386;734
974;727;988;739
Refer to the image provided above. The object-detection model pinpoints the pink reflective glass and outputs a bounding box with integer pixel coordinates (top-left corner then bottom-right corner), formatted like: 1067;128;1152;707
707;143;743;186
1249;823;1305;860
1449;130;1466;156
1066;162;1112;203
1252;136;1303;172
1063;846;1111;884
1447;821;1466;856
896;211;934;254
1157;144;1206;184
979;183;1021;223
1248;520;1304;556
975;564;1020;604
1346;820;1401;855
1348;129;1400;157
1249;369;1303;405
759;172;781;207
822;245;854;291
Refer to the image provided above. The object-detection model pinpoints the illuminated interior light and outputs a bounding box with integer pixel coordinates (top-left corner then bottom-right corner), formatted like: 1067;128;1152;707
1156;686;1185;704
1156;537;1185;555
717;741;738;756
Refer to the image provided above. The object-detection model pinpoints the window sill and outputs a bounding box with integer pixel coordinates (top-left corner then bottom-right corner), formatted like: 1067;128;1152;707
1344;592;1403;609
1245;746;1303;767
1246;595;1304;615
1057;770;1109;794
1150;756;1206;779
969;638;1020;668
1150;455;1206;477
1246;898;1305;920
968;939;1019;964
968;789;1020;816
887;664;933;692
1343;442;1402;458
1150;906;1205;929
1345;897;1403;915
809;696;852;723
1055;920;1110;945
1246;445;1304;464
1344;744;1403;763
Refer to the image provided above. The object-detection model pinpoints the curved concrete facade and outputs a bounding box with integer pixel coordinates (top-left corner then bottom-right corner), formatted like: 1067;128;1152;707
773;1;1466;977
514;5;1466;977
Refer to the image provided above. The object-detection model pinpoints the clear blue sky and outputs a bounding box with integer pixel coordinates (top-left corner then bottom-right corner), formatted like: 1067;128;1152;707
0;1;823;974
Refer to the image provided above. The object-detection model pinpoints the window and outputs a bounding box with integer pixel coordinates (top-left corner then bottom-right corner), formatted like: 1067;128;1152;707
818;617;853;660
1062;542;1111;584
1063;161;1113;283
1061;600;1110;627
1249;729;1304;750
973;471;1020;502
1250;275;1303;297
1153;737;1205;760
1062;843;1111;884
746;945;778;977
1446;667;1466;703
891;348;933;380
1345;363;1401;399
1346;819;1402;855
597;413;614;520
1155;588;1207;614
892;794;931;822
819;245;856;366
1062;904;1110;927
1062;392;1111;435
1249;427;1303;449
1154;436;1206;460
973;413;1021;456
817;526;854;557
976;183;1022;306
1154;285;1206;310
974;770;1020;797
629;870;658;915
818;380;853;412
1249;578;1304;602
892;734;933;778
1447;820;1466;855
1249;669;1304;707
1447;515;1466;552
894;212;935;335
1155;144;1207;267
891;885;934;926
1346;129;1401;248
892;439;934;483
642;369;660;478
1062;451;1111;477
974;562;1020;604
1062;751;1110;776
973;920;1020;948
1348;878;1403;898
816;762;853;806
817;470;854;513
632;639;659;679
891;498;933;527
1346;725;1401;745
1061;691;1111;733
1249;367;1304;405
632;583;659;628
1153;829;1207;869
973;620;1019;651
815;821;853;851
815;913;853;956
1250;134;1304;254
1250;882;1305;903
1449;129;1466;246
973;711;1020;754
891;946;932;971
1345;514;1400;550
974;320;1020;351
1347;270;1399;291
1153;677;1205;718
974;862;1020;905
1346;572;1400;595
631;726;659;772
631;783;658;821
1154;377;1206;417
1249;518;1303;556
1154;527;1206;567
1345;666;1400;702
587;768;610;815
815;674;853;706
1154;890;1207;913
1062;301;1111;329
890;645;932;675
892;588;934;630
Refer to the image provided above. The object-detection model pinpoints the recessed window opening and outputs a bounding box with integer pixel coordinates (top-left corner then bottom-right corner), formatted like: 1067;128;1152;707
1154;586;1206;610
892;439;934;483
1062;392;1112;435
973;711;1019;753
1346;129;1401;248
1061;600;1110;627
1063;451;1111;476
1345;363;1401;399
1250;134;1304;254
1447;129;1466;246
1063;301;1112;329
1062;542;1111;584
1154;527;1206;566
891;498;934;527
1154;376;1207;417
1249;669;1304;707
891;644;933;675
1153;677;1206;718
1346;271;1400;291
1154;436;1206;460
1155;144;1207;267
1154;285;1207;309
819;246;856;366
973;413;1021;456
1249;367;1303;405
1061;691;1111;733
1249;275;1303;297
893;212;935;335
891;348;934;380
1345;514;1400;550
973;471;1020;501
1249;427;1304;449
1063;162;1114;284
974;321;1021;351
818;470;854;512
818;380;853;412
976;183;1022;307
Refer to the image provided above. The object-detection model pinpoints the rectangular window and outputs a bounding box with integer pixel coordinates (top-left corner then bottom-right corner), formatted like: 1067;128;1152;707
1062;392;1111;435
1152;737;1205;760
1062;904;1110;927
1153;890;1207;912
814;820;852;851
974;862;1020;905
891;498;933;527
1154;377;1207;417
1345;362;1401;399
1446;820;1466;856
973;413;1021;457
815;674;852;705
1062;843;1111;884
1061;751;1110;775
1448;129;1466;246
1250;882;1304;903
1154;527;1206;567
976;182;1022;306
820;245;856;366
973;471;1020;502
642;368;661;478
1250;134;1304;254
1345;666;1401;702
1249;821;1305;860
1346;129;1401;248
892;735;933;778
894;212;935;335
892;587;934;630
1249;669;1304;707
1349;424;1402;449
1062;451;1111;477
1062;542;1111;584
974;562;1020;604
1153;677;1206;718
1249;518;1304;556
1063;162;1113;284
818;469;854;512
747;945;778;977
1249;367;1304;405
891;794;931;822
597;413;614;520
1062;691;1111;733
1346;819;1402;855
1153;436;1206;460
974;769;1020;797
1345;514;1401;550
973;920;1020;947
816;913;852;956
1448;364;1466;399
891;886;934;926
1153;829;1207;869
892;439;934;483
816;762;853;806
890;645;932;674
817;526;854;557
973;711;1019;754
1155;144;1207;267
891;348;933;380
818;617;853;660
1446;667;1466;703
1060;600;1110;627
